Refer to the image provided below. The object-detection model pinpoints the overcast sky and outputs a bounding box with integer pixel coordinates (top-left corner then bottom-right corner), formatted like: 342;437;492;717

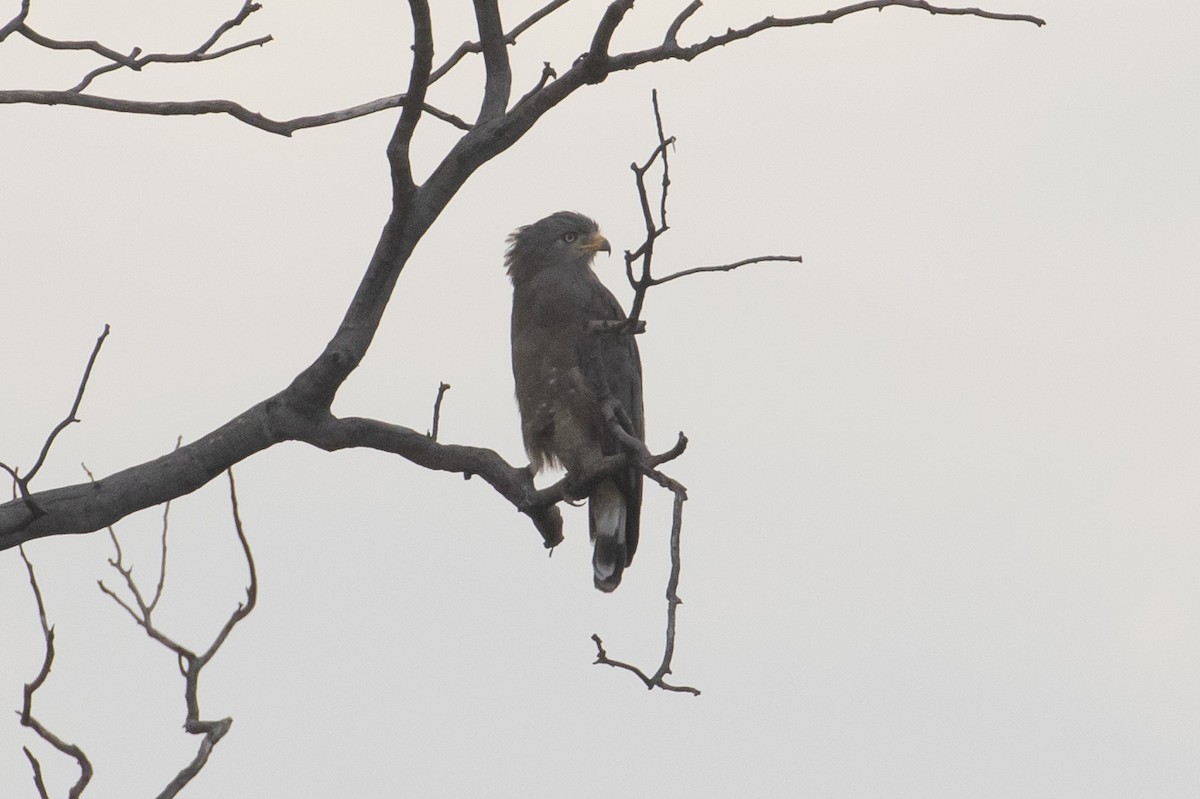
2;1;1198;796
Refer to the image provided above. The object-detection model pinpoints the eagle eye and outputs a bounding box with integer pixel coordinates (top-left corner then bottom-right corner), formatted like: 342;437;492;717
562;232;578;244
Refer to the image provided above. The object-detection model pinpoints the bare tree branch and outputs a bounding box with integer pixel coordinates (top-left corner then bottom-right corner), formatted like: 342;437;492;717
474;0;512;122
617;92;803;332
0;89;471;135
607;0;1044;76
429;0;572;84
96;468;258;798
18;546;94;798
514;61;558;108
590;476;697;695
624;89;675;325
664;0;703;45
579;0;635;83
0;324;109;533
18;324;108;487
14;0;270;94
0;0;31;43
588;383;697;693
0;0;1043;138
652;254;805;285
22;746;50;799
388;0;434;200
428;382;452;442
0;1;468;135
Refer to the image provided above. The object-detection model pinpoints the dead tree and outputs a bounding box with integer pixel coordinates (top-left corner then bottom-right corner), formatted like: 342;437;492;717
2;0;1043;789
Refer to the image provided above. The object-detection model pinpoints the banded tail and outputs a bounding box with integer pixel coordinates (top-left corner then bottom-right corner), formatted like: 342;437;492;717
589;479;632;592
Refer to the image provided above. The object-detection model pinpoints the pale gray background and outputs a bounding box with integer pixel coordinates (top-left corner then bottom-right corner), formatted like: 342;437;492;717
2;1;1197;796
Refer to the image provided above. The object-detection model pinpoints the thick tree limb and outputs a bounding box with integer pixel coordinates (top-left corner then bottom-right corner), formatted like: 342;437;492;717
388;0;434;199
474;0;512;122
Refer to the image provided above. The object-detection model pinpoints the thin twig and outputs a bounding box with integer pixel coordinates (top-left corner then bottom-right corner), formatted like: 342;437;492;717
96;467;257;798
22;747;49;799
157;469;256;797
624;90;673;325
652;254;804;285
0;324;110;533
620;92;803;323
148;437;184;613
17;0;270;93
428;382;451;442
429;0;573;84
513;62;558;110
23;324;109;485
18;546;94;797
664;0;703;45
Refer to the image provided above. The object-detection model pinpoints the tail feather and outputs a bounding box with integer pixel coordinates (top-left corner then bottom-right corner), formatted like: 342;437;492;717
589;480;627;592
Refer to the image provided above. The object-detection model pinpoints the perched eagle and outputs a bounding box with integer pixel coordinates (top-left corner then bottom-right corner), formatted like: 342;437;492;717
505;211;644;592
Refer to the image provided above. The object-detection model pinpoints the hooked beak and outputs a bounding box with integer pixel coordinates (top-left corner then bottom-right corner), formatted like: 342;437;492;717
581;232;611;255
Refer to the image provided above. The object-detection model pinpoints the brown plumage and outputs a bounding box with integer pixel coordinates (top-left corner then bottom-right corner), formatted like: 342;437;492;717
505;211;644;592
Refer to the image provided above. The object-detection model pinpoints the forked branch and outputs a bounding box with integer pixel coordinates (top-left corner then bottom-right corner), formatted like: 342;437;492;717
96;468;258;798
591;478;697;695
621;93;803;328
1;1;1042;136
0;324;109;531
10;0;270;94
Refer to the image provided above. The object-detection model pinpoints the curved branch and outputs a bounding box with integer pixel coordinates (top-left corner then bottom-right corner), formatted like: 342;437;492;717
387;0;434;197
0;90;470;135
607;0;1044;75
579;0;634;83
15;0;269;94
96;468;258;797
474;0;512;122
0;0;31;43
23;325;109;485
0;398;278;551
18;547;94;797
298;415;564;549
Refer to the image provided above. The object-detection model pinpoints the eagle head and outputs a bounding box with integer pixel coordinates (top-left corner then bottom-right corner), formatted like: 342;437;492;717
504;211;611;284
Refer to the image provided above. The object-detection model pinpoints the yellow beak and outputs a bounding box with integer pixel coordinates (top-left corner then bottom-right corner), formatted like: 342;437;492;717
580;232;611;254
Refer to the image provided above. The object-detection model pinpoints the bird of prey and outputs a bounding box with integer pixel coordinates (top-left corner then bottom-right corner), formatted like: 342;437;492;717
505;211;644;592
